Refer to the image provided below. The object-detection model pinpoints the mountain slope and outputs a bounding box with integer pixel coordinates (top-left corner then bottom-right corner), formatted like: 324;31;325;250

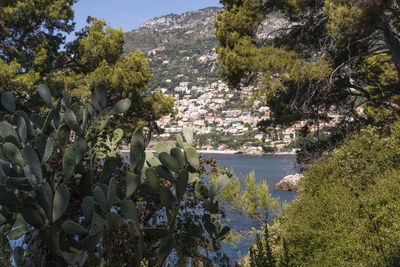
124;7;220;91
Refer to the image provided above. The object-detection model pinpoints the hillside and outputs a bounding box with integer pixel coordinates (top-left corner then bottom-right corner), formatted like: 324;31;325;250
124;7;220;91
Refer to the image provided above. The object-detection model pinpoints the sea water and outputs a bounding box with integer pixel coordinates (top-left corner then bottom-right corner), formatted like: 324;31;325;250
202;153;301;263
125;152;301;264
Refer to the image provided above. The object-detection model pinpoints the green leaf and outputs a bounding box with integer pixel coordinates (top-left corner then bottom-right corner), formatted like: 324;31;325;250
138;183;156;195
82;196;94;222
210;174;230;197
42;107;55;132
41;136;54;164
109;98;131;115
3;142;24;167
17;118;27;143
155;165;175;183
130;128;145;173
143;227;169;238
74;137;87;164
159;152;180;173
31;114;44;129
90;212;105;234
217;226;231;241
57;124;71;148
135;235;144;265
91;85;107;110
13;111;33;138
81;106;89;133
91;183;108;196
176;171;189;199
127;220;140;238
93;186;108;212
100;157;117;183
188;172;200;184
53;184;70;222
35;133;47;160
126;172;140;199
13;213;26;227
70;102;83;122
62;91;71;107
158;234;176;258
83;232;103;250
121;199;138;223
170;148;185;169
62;221;88;236
0;121;20;144
13;246;24;267
111;129;123;144
183;128;194;145
205;236;221;251
184;146;199;170
64;109;78;130
145;152;161;167
108;178;116;209
9;226;27;240
155;142;169;154
21;206;45;229
0;186;18;206
62;147;76;182
1;92;15;113
175;134;185;148
160;187;174;208
38;84;53;107
22;146;42;182
38;182;53;220
5;177;29;192
202;214;217;237
195;180;209;201
145;168;160;192
105;212;124;232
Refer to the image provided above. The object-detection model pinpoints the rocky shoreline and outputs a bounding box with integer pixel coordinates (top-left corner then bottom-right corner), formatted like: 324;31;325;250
274;173;304;191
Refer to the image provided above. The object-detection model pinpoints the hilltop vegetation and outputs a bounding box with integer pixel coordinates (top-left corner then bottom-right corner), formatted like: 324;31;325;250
278;125;400;266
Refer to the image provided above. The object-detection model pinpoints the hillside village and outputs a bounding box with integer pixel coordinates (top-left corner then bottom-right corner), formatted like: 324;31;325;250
125;7;343;154
154;80;343;154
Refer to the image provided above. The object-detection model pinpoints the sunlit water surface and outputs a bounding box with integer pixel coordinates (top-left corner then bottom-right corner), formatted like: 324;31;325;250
200;153;302;264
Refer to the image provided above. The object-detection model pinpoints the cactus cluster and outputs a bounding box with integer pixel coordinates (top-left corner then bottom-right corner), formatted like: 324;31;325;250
0;85;230;266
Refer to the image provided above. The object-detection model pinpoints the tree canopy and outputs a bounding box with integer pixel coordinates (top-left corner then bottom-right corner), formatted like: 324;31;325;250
277;122;400;266
0;1;174;129
215;0;400;159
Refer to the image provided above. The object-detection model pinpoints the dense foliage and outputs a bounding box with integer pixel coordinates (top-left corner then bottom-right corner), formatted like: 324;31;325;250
0;1;174;131
215;0;400;161
0;86;232;266
275;123;400;266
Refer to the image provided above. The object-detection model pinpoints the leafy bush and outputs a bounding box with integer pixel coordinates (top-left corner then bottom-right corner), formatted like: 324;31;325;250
277;124;400;266
0;85;231;266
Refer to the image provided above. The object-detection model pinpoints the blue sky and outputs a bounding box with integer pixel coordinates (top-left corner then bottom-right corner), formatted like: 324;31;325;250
72;0;222;34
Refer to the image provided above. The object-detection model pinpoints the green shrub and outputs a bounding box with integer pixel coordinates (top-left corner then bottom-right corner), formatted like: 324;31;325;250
277;124;400;266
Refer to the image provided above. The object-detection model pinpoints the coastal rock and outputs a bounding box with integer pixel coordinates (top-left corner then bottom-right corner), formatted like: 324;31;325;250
274;173;304;191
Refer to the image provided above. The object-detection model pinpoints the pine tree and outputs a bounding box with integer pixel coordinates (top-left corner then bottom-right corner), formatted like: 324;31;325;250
215;0;400;161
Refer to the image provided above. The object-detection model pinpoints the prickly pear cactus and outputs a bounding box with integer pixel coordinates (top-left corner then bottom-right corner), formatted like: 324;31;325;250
0;85;231;266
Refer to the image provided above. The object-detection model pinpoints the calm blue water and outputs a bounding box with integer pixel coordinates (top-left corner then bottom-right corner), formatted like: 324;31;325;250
125;152;301;264
202;153;301;264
